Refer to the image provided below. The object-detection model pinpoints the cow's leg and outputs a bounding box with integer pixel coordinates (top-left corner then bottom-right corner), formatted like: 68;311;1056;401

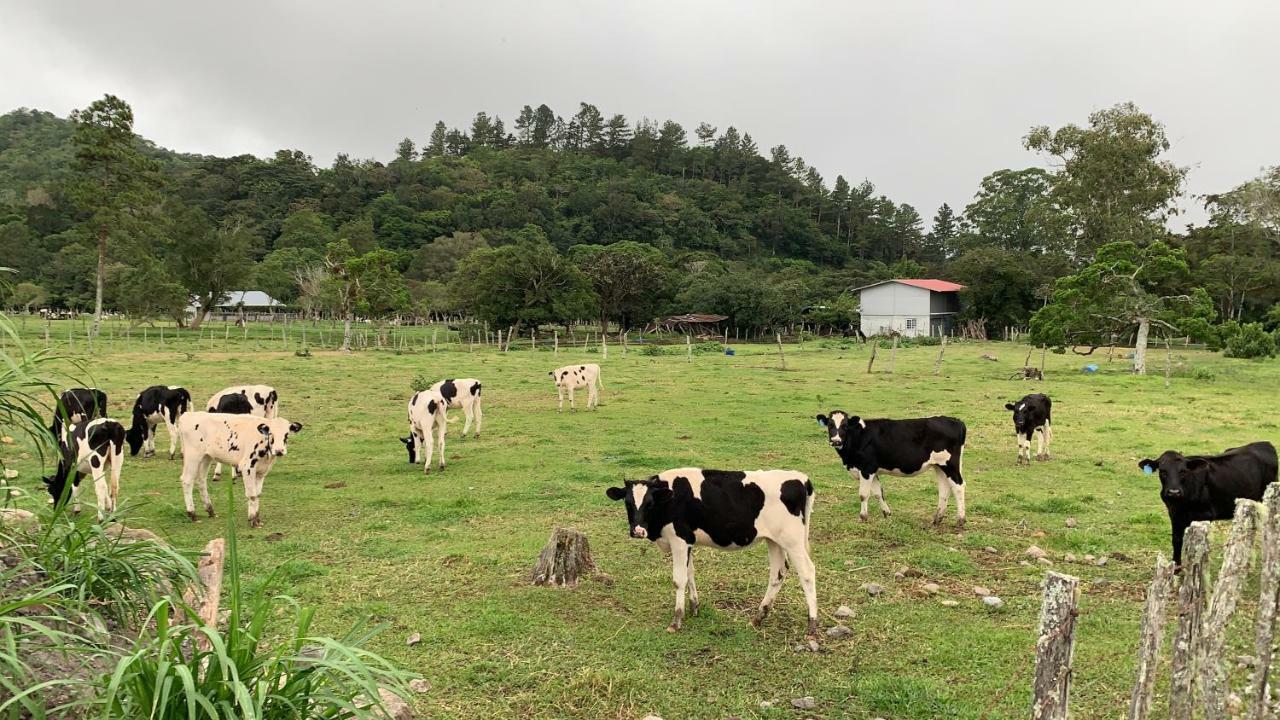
853;469;871;522
241;463;262;528
213;462;223;481
1016;432;1029;465
473;397;482;438
420;430;433;475
568;385;576;412
947;455;967;528
197;457;215;518
752;539;787;627
684;547;699;616
436;419;446;471
557;386;564;413
588;382;598;410
461;400;473;438
90;458;110;520
69;473;83;514
932;467;951;525
1039;423;1052;460
667;536;690;632
107;449;122;513
1170;514;1189;566
146;423;158;457
165;418;179;460
872;477;891;518
1035;427;1046;461
181;456;200;521
781;537;820;638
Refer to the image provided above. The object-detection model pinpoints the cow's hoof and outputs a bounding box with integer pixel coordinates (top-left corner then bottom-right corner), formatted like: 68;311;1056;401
187;510;198;522
212;476;222;482
882;509;891;518
956;517;967;529
690;600;700;616
751;608;768;627
931;514;944;526
206;507;216;518
806;618;819;638
249;516;262;529
858;512;868;522
665;623;681;634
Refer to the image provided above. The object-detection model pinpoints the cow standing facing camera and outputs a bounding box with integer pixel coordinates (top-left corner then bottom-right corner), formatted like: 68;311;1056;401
1005;394;1052;465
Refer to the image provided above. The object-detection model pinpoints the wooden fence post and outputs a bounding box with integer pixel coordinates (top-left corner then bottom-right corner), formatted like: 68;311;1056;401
933;335;947;376
1169;522;1211;720
1247;484;1280;719
1127;554;1175;720
866;339;878;374
1196;500;1260;717
432;328;438;353
554;331;559;355
686;335;691;363
532;330;537;352
1031;571;1080;720
601;334;607;359
776;333;786;370
507;326;515;352
1039;344;1047;377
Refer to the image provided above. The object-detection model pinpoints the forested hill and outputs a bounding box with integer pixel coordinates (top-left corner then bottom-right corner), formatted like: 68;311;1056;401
1;100;1277;338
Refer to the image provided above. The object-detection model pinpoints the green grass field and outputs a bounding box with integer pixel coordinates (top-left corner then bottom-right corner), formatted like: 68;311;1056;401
3;325;1275;719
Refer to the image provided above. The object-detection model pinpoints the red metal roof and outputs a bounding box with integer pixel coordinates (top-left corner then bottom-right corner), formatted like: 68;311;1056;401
895;279;965;292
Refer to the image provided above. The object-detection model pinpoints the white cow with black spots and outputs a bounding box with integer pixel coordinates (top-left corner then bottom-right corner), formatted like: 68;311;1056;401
400;390;450;473
549;363;602;412
205;384;279;481
177;411;302;528
429;378;482;438
43;417;126;518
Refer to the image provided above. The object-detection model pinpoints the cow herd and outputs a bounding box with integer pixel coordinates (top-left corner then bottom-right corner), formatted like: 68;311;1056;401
34;362;1279;641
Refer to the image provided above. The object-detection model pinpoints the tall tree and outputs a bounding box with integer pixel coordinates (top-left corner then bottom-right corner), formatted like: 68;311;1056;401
68;94;158;335
571;241;669;332
962;168;1071;255
921;203;960;263
395;137;417;163
425;121;447;157
169;208;260;329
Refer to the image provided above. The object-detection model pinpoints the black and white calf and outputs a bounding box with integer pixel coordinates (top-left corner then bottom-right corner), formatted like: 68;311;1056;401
126;386;191;460
1139;442;1277;564
549;364;602;412
177;411;303;528
1005;394;1052;465
430;378;482;438
43;417;125;518
606;468;818;636
51;388;108;435
206;385;279;480
816;411;968;527
400;390;449;474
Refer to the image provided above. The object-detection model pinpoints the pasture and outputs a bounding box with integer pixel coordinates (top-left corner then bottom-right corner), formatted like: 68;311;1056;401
3;324;1276;719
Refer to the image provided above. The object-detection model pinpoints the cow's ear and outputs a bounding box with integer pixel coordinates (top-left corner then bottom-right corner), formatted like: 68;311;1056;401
605;486;627;501
288;422;303;433
1004;402;1016;411
847;416;861;427
257;423;271;437
816;414;828;427
1138;459;1157;474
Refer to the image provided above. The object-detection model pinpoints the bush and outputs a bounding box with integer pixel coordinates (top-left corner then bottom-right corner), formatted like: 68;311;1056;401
638;343;668;356
915;336;943;346
409;374;431;393
1224;323;1277;359
1208;320;1241;352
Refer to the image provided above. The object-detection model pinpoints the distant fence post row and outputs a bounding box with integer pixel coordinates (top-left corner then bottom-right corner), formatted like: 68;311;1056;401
1031;486;1280;718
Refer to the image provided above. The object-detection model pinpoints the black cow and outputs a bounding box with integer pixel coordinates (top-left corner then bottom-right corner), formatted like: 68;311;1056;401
43;417;125;518
1005;394;1052;465
1139;442;1278;564
51;388;107;436
816;411;968;527
606;468;818;636
125;386;191;459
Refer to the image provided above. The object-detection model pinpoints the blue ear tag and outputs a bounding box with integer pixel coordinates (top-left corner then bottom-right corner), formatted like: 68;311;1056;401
1142;465;1154;475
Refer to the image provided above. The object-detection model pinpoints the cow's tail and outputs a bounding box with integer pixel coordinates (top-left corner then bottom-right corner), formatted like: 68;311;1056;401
596;373;605;390
804;479;815;556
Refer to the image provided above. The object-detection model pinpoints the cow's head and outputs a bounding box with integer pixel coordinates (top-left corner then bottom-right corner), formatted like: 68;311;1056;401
258;418;302;457
816;411;860;450
1139;451;1205;502
400;434;417;464
605;477;672;540
42;460;73;507
1005;401;1033;433
124;424;147;456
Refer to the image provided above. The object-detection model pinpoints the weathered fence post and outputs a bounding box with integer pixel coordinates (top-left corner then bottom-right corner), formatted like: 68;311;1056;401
1164;335;1173;389
1039;344;1047;377
1247;484;1280;719
507;325;515;352
686;335;692;363
776;333;786;370
601;334;607;360
1031;571;1080;720
1169;522;1211;720
1127;554;1175;720
866;339;878;373
933;335;947;376
432;328;438;353
1196;499;1260;717
887;335;898;373
554;330;559;355
532;330;537;352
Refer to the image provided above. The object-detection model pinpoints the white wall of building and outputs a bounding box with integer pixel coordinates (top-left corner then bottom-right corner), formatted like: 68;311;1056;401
858;283;932;337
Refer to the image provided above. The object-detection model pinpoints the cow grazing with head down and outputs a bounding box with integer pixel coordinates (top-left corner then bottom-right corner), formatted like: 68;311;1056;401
206;385;279;480
400;390;449;474
126;386;191;460
430;378;482;438
43;417;125;519
51;388;108;436
549;364;602;412
1139;441;1277;565
1005;394;1052;465
606;468;818;636
816;411;968;527
177;411;302;528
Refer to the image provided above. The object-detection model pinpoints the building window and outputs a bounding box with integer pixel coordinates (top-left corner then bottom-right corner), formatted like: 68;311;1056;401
905;318;917;330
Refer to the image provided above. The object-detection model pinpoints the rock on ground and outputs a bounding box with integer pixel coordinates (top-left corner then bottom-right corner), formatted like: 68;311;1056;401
408;678;430;693
406;632;421;646
972;586;992;597
826;625;853;638
922;582;941;595
791;696;816;710
983;546;998;554
0;508;39;532
1065;517;1078;528
982;596;1005;609
940;600;960;607
860;582;884;596
1025;545;1047;560
834;604;854;618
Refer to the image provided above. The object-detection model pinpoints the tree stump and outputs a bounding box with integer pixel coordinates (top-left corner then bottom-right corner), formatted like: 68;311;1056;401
1032;571;1080;720
531;528;597;588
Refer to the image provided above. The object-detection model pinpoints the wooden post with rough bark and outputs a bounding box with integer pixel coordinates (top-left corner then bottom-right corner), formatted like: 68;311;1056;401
1032;571;1079;720
182;537;226;651
531;528;597;588
601;334;607;360
1127;554;1175;720
1169;522;1211;720
1247;484;1280;719
934;335;947;376
776;333;786;370
1196;499;1260;718
554;331;558;355
866;339;878;374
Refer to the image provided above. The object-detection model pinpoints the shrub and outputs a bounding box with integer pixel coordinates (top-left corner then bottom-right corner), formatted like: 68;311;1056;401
409;374;431;393
915;336;943;346
638;344;668;356
1224;323;1276;359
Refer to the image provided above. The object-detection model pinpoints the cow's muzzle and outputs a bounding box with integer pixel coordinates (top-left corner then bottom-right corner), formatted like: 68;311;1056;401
1164;488;1183;499
829;439;843;449
630;526;648;539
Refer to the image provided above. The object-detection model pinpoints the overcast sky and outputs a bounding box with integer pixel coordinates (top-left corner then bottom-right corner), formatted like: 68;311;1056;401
3;0;1277;227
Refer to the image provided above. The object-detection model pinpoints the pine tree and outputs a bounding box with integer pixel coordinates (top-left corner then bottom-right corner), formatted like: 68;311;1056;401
470;112;493;149
531;104;556;148
514;105;535;146
923;203;960;263
695;122;717;146
603;114;632;158
425;121;447;157
395;137;417;163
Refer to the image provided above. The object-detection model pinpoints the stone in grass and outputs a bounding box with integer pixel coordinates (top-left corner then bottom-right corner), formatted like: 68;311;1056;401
972;586;992;597
1095;556;1109;567
1064;553;1077;563
922;582;941;595
834;604;855;619
1018;560;1033;568
641;715;664;720
1025;545;1047;560
896;566;923;578
982;596;1005;609
860;582;884;596
983;546;998;554
406;632;421;646
408;678;430;693
1065;517;1078;528
759;700;773;709
1038;557;1054;566
940;600;960;607
826;625;853;638
791;696;817;710
1083;554;1096;563
355;688;413;720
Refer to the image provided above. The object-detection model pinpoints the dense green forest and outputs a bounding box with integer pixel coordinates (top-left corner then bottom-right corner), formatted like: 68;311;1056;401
1;97;1277;351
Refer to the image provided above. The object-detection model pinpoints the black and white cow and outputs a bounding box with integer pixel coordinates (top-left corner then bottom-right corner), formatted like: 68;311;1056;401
206;385;279;480
1005;394;1052;465
606;468;818;636
1139;442;1278;565
125;386;191;460
177;411;303;528
430;378;482;438
816;411;968;527
400;390;450;474
43;417;125;518
549;364;602;412
51;388;107;436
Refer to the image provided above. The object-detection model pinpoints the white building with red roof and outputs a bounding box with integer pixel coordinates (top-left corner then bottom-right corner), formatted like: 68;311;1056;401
853;278;965;337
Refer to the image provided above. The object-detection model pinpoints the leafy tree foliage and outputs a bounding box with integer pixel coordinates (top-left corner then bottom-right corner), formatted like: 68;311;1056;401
450;228;593;329
571;241;671;331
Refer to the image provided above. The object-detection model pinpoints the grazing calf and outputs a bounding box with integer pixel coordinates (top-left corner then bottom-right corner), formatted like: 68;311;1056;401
400;391;449;474
430;378;482;438
1139;442;1277;565
52;388;108;435
126;386;191;460
206;385;279;480
1005;394;1052;464
606;468;818;636
177;411;303;528
549;364;602;412
817;411;968;527
43;417;125;518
